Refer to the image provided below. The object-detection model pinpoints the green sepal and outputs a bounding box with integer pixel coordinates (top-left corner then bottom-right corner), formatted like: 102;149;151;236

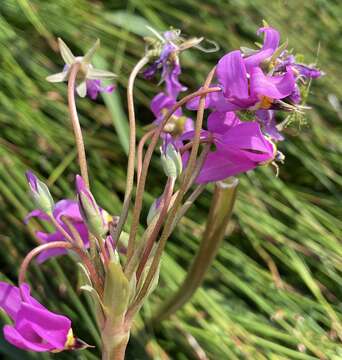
46;71;68;83
160;143;182;179
76;81;87;98
103;261;130;323
32;180;54;214
58;38;75;65
83;39;100;65
79;192;105;238
87;68;117;80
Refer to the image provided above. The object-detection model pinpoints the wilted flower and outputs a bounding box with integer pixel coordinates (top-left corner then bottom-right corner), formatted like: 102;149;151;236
144;28;210;98
46;38;116;99
0;282;76;352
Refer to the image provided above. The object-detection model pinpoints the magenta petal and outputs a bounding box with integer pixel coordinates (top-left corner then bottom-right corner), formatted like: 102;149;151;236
17;303;70;350
0;282;72;352
150;92;181;124
217;51;249;99
4;325;52;352
186;86;237;112
250;67;295;99
53;199;82;223
24;210;50;224
244;27;280;72
257;27;280;52
207;111;240;133
244;48;273;72
220;121;274;162
196;150;256;183
0;283;22;320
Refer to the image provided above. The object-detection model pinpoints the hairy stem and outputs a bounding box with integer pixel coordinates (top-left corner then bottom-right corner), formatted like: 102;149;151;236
136;177;175;282
127;68;216;314
126;84;221;263
112;56;150;247
152;177;239;322
137;128;155;183
67;63;89;188
19;241;72;286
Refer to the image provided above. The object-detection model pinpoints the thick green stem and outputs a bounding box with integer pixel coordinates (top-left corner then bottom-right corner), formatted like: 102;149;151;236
152;177;239;322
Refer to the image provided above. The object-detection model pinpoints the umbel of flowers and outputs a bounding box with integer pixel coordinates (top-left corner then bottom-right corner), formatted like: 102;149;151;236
0;24;321;359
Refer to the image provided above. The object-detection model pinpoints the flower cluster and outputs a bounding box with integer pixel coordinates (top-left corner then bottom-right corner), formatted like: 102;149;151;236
146;26;321;183
0;24;322;359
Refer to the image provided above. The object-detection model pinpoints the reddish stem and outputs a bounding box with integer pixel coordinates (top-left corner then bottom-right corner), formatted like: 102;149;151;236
19;241;72;286
67;63;90;188
136;177;175;282
126;86;221;261
137;129;156;183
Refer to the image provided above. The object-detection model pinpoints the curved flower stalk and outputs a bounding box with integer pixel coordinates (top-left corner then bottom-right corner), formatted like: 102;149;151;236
0;24;322;360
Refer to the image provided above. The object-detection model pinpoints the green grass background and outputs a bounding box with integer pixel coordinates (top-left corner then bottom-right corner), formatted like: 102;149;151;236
0;0;341;359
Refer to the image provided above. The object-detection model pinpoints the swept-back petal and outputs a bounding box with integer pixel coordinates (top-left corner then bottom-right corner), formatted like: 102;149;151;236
207;111;240;134
4;325;52;352
196;150;256;183
250;67;295;99
217;50;249;99
0;283;22;321
258;27;280;52
244;27;280;72
16;303;70;350
219;121;275;162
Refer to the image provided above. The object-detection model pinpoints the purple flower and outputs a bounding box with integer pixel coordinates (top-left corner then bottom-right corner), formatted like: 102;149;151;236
86;79;115;100
187;50;295;113
182;112;275;183
256;109;284;141
216;50;295;111
150;92;193;137
26;171;38;193
275;54;323;80
293;63;322;79
0;282;75;352
24;199;89;263
144;34;187;99
163;62;187;99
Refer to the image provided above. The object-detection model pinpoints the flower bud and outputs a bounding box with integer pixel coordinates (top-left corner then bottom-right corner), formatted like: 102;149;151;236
25;171;54;214
160;143;182;179
146;197;162;226
76;175;106;238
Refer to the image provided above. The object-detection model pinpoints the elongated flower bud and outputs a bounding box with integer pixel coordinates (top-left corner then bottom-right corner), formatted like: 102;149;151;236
160;143;182;179
25;171;54;214
75;175;106;238
146;197;162;226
